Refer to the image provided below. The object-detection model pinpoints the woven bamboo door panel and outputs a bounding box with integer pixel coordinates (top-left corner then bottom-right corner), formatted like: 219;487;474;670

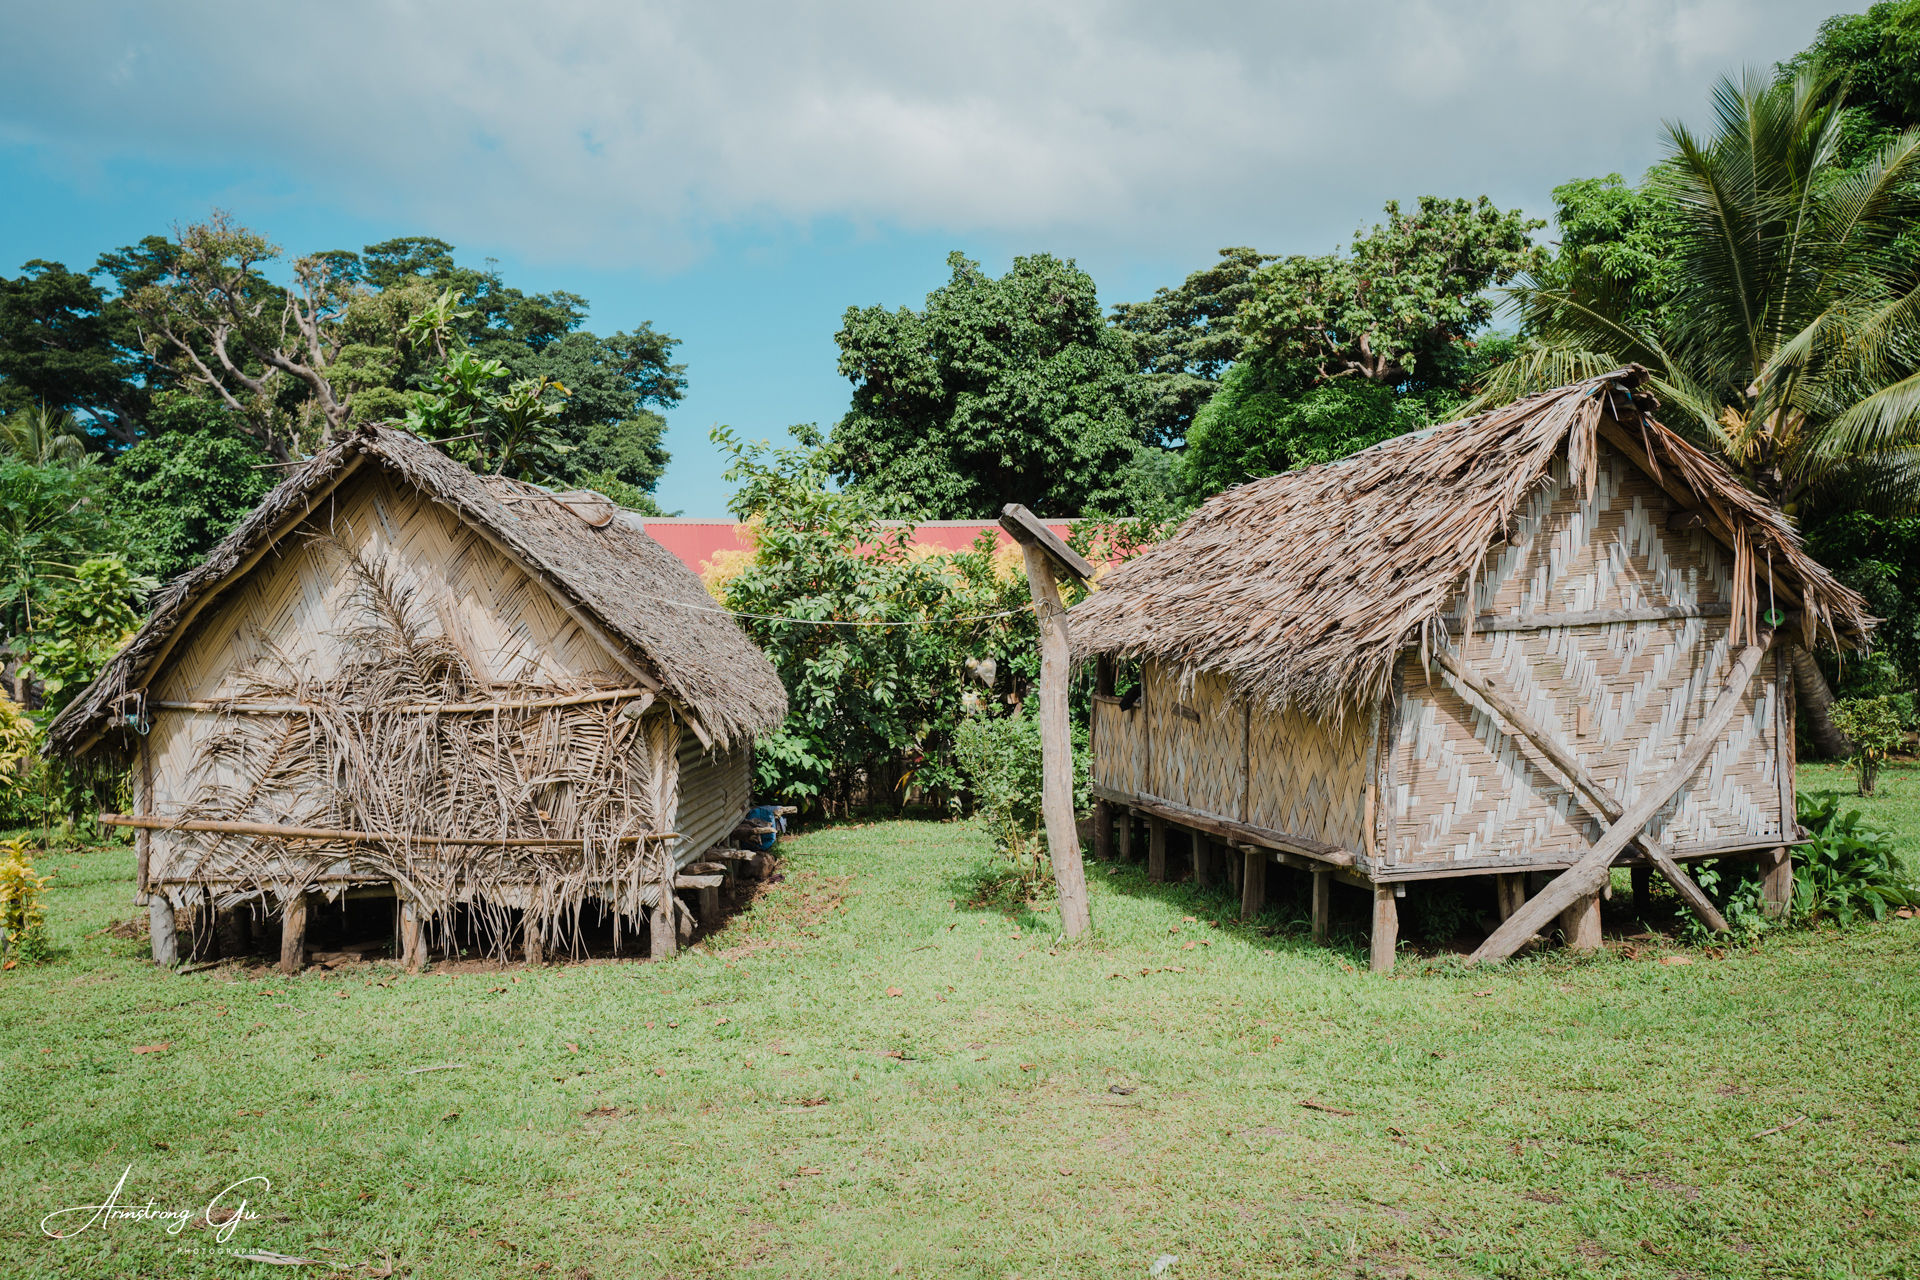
1092;699;1146;797
1386;442;1787;869
1245;703;1368;850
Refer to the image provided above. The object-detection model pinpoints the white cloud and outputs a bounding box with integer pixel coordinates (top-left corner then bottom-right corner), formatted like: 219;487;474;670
0;0;1833;266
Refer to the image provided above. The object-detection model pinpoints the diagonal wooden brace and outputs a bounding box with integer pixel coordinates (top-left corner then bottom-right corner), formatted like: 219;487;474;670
1435;649;1728;934
1467;639;1770;963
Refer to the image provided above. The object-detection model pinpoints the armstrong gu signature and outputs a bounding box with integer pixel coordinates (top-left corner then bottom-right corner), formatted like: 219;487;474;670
41;1164;267;1243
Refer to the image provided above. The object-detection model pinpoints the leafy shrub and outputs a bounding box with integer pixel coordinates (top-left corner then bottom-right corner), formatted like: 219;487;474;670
20;556;150;711
1830;695;1906;795
1794;792;1917;925
953;712;1046;888
0;837;52;965
1681;859;1775;946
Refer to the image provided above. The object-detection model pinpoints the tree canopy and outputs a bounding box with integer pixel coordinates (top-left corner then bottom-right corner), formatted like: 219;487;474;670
832;252;1144;518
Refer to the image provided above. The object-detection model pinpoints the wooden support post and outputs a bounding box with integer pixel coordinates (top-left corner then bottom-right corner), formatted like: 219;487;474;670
399;901;423;972
1494;873;1525;922
135;735;152;900
1630;867;1652;918
1471;640;1770;962
649;898;677;960
1147;817;1167;883
149;898;178;967
1369;886;1398;974
278;893;307;976
1117;808;1134;863
1093;799;1113;863
524;911;544;964
697;882;722;926
1759;847;1793;919
1312;869;1331;945
1001;503;1094;939
1192;832;1213;889
1560;891;1602;952
1227;844;1242;892
1240;847;1265;921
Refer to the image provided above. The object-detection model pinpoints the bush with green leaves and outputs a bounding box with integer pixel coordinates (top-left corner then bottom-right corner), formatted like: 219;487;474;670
953;712;1046;885
1830;695;1907;795
0;837;52;965
20;556;151;712
1793;792;1917;925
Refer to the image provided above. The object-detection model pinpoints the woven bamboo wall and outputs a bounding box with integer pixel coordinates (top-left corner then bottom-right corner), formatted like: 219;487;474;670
1384;441;1788;868
143;469;675;892
1090;661;1368;853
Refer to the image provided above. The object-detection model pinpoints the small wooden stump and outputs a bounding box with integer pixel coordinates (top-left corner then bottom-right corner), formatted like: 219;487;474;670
649;900;677;960
278;893;308;976
1093;799;1113;862
1240;847;1266;922
1560;891;1602;952
697;882;722;925
1311;870;1331;945
1369;886;1398;974
1759;846;1792;919
149;898;179;968
399;901;424;972
1147;817;1168;883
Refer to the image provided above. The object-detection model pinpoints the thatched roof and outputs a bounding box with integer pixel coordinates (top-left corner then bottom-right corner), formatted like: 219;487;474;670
50;425;787;755
1071;367;1874;720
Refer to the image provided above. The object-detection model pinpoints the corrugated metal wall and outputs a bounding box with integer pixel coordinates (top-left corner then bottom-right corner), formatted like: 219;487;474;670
673;735;752;867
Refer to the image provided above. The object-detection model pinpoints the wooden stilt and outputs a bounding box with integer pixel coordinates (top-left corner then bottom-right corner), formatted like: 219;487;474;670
1369;886;1398;974
1147;817;1167;883
697;882;722;927
1192;832;1213;889
1759;847;1792;919
1560;891;1602;952
149;898;179;967
278;893;307;975
1240;847;1266;922
1093;799;1113;862
1630;867;1652;918
400;901;423;972
649;899;676;960
1312;869;1331;945
1227;845;1242;892
1495;873;1525;921
524;911;544;964
1117;808;1134;863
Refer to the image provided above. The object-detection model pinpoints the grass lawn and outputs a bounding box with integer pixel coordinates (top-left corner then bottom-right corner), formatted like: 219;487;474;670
4;789;1918;1279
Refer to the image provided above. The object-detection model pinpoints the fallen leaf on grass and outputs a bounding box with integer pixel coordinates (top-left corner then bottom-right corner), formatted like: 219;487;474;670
487;987;506;994
231;1252;324;1266
796;1166;824;1176
1181;941;1197;951
440;1110;460;1123
1300;1099;1355;1116
1020;1063;1036;1072
885;987;903;997
654;1068;667;1077
713;1016;730;1025
1471;990;1494;997
1107;1085;1136;1096
1659;956;1693;966
1896;908;1913;919
1752;1114;1807;1139
132;1044;170;1055
566;1043;579;1053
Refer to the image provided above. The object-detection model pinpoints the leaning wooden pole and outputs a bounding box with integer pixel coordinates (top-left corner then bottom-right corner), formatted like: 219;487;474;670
1000;504;1094;939
1470;639;1770;963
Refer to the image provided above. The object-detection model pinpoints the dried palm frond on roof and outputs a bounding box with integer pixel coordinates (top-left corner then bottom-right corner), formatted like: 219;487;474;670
1070;367;1874;722
49;424;787;758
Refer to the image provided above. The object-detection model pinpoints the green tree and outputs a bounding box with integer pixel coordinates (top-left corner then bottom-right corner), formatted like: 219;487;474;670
0;258;156;446
1238;196;1544;391
19;557;151;712
1782;1;1920;168
833;252;1145;518
110;396;274;580
0;458;116;642
1110;247;1274;448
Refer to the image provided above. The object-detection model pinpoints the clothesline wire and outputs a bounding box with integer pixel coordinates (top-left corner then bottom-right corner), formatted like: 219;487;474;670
619;585;1034;627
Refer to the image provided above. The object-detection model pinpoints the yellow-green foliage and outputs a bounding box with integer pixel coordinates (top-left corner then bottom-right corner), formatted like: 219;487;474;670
0;692;34;778
0;837;51;964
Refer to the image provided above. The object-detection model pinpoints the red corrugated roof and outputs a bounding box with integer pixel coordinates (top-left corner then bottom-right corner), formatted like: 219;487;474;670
638;518;1076;575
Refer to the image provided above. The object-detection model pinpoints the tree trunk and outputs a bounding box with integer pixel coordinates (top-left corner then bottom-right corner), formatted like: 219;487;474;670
1788;643;1854;759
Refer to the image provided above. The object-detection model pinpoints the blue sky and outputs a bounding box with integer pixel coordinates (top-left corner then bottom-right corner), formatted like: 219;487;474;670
0;1;1837;515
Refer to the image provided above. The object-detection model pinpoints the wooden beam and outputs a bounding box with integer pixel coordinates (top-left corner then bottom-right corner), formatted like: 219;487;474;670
136;734;152;898
1433;649;1727;933
1311;870;1331;945
1369;887;1398;973
1117;807;1133;862
1014;537;1091;938
1191;831;1212;888
1240;847;1266;921
997;503;1094;584
1760;847;1793;919
1090;782;1356;867
1147;816;1167;883
101;813;678;849
151;686;655;715
1470;640;1770;962
1445;603;1731;635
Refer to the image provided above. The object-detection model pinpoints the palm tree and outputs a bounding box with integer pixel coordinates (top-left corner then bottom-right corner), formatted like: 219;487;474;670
0;405;92;469
1475;65;1920;755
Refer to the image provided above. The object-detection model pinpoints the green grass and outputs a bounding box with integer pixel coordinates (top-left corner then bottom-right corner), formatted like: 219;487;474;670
4;808;1919;1279
1801;758;1920;859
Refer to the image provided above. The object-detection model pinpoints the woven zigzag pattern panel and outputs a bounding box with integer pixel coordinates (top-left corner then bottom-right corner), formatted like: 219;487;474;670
1385;443;1785;867
1245;701;1368;851
1144;666;1243;819
1091;698;1147;799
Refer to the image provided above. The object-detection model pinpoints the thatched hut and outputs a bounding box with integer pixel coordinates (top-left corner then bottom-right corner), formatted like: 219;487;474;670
49;424;786;971
1072;368;1873;970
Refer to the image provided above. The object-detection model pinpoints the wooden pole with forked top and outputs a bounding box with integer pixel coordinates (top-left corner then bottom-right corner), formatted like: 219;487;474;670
999;504;1094;939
